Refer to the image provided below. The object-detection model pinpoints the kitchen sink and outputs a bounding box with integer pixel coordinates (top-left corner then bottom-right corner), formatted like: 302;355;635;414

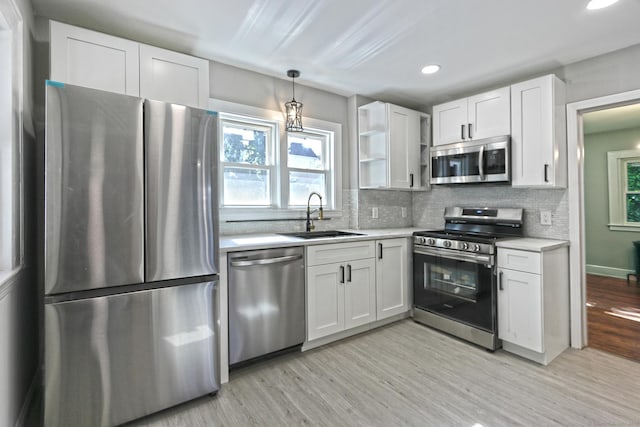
278;230;364;239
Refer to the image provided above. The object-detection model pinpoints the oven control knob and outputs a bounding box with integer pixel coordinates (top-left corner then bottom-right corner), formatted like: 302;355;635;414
473;244;481;252
443;240;452;248
461;242;469;250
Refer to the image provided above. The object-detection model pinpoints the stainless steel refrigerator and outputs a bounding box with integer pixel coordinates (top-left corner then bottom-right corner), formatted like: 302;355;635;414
43;82;220;427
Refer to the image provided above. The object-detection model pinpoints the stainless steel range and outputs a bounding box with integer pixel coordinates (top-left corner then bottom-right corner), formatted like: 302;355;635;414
412;207;524;350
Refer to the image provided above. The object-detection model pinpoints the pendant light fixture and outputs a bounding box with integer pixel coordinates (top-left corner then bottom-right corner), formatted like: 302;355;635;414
285;69;303;132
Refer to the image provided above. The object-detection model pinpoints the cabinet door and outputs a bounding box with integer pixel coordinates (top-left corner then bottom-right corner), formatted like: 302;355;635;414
388;105;420;189
432;99;467;146
497;268;543;352
510;75;566;188
375;238;409;320
50;21;139;95
467;86;510;140
307;264;344;341
139;44;210;109
344;258;376;329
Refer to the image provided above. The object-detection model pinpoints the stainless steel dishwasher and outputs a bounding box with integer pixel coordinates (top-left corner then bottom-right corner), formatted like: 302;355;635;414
228;246;305;366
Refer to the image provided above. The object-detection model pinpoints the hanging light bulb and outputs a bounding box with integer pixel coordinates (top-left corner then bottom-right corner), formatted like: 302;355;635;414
285;69;303;132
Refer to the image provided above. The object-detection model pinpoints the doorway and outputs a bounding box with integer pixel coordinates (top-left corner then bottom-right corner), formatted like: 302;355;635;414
582;104;640;360
567;89;640;356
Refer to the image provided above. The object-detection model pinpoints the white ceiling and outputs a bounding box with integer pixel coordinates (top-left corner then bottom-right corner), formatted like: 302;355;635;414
583;102;640;134
32;0;640;108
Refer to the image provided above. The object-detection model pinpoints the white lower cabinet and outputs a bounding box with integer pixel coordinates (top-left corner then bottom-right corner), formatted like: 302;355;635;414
496;240;569;365
375;238;409;320
306;241;376;341
497;268;543;352
306;238;410;343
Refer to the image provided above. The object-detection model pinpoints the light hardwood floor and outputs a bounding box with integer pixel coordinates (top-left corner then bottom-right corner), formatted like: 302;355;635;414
126;320;640;427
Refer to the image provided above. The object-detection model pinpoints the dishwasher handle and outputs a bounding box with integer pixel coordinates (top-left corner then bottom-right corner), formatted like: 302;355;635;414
229;254;303;267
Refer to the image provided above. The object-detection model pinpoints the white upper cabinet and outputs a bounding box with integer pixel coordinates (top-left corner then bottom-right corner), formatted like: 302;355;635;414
139;45;209;109
49;21;210;109
358;101;426;190
50;21;139;96
510;75;567;188
432;86;510;146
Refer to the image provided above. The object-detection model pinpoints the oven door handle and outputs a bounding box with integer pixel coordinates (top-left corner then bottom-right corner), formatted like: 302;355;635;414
478;144;485;181
414;246;493;265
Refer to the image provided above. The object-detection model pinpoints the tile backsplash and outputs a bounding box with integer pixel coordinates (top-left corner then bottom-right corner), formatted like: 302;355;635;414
220;185;569;241
412;185;569;240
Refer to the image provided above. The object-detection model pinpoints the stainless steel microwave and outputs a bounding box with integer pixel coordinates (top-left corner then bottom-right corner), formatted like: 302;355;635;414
430;135;510;184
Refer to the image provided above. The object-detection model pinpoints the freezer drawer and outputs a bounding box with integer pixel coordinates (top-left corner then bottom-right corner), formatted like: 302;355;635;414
144;100;219;282
228;247;305;365
44;281;219;427
44;83;145;295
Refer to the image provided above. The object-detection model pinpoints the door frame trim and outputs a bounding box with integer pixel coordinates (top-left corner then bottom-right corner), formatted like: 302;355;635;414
566;88;640;348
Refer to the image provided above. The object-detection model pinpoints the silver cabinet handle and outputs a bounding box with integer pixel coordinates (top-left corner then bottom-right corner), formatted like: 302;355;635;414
468;123;473;139
347;264;352;282
340;265;345;284
378;243;383;259
410;173;414;188
461;124;466;140
499;271;504;291
230;254;302;267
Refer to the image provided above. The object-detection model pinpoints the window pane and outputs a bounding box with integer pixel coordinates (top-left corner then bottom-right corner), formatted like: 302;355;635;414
627;194;640;222
223;167;270;206
222;123;267;165
288;135;324;170
289;171;325;206
627;161;640;192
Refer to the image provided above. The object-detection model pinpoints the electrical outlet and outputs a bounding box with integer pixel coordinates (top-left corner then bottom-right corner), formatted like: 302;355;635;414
401;207;407;218
372;207;379;219
540;210;552;226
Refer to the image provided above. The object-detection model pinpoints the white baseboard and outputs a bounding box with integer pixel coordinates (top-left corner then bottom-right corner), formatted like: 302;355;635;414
586;264;634;279
15;368;39;427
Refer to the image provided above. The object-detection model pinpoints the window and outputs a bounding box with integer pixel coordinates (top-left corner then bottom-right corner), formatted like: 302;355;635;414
607;149;640;231
211;99;342;219
220;118;277;207
0;4;22;273
286;130;333;207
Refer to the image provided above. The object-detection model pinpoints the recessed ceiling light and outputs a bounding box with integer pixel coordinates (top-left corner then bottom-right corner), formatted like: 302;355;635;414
421;64;440;75
586;0;619;10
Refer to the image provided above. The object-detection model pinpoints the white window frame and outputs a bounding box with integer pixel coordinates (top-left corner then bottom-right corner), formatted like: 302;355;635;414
284;128;335;209
209;98;342;221
219;115;279;208
607;149;640;232
0;0;23;276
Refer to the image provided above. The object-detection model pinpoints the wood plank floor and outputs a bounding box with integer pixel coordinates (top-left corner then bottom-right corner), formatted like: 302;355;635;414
125;320;640;427
587;273;640;361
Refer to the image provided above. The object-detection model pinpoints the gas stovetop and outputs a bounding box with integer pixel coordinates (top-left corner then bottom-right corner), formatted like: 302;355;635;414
413;207;524;255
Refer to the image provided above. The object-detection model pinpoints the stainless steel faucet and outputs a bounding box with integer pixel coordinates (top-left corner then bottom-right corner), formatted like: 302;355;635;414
306;192;323;232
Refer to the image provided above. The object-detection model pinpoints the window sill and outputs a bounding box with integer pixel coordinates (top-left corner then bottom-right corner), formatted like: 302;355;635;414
220;208;342;222
608;224;640;232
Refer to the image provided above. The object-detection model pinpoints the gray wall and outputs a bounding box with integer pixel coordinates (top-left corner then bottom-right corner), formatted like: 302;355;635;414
0;0;38;425
584;126;640;274
412;43;640;238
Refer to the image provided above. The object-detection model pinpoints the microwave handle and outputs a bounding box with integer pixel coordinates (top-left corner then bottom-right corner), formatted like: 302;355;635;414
478;144;485;180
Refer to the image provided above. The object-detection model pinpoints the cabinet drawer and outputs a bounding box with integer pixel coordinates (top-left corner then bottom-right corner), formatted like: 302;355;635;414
307;241;375;266
498;248;540;274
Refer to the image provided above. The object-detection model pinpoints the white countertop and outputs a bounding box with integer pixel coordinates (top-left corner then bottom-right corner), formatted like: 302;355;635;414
496;237;569;252
220;228;424;252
